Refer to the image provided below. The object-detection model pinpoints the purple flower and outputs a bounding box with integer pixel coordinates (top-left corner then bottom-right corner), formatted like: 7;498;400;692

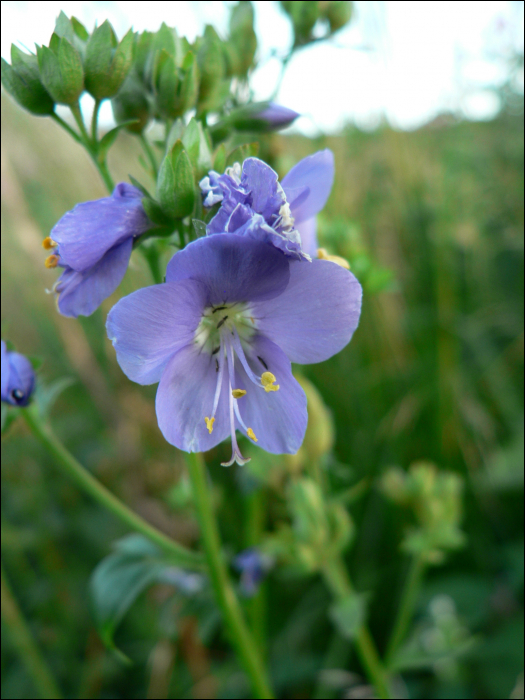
200;150;334;260
1;341;35;407
107;234;361;466
250;102;299;130
233;548;273;597
43;183;151;318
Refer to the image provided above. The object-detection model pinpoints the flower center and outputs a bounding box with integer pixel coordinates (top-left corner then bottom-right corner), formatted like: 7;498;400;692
194;302;257;355
194;302;280;467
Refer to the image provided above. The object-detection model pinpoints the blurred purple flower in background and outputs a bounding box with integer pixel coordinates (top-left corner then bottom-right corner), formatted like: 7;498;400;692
107;233;361;465
1;341;35;407
253;102;300;129
233;548;273;597
43;183;151;318
200;149;334;260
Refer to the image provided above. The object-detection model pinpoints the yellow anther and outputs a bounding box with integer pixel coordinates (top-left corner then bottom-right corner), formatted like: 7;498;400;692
42;236;58;250
44;254;59;268
317;248;350;269
247;427;258;442
261;371;279;392
205;416;215;434
232;389;246;399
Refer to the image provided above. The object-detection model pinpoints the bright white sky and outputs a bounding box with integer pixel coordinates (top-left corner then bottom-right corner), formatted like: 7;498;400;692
1;0;523;134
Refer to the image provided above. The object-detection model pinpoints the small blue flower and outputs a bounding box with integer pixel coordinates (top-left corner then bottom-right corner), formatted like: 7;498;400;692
252;103;299;129
107;234;361;465
233;548;273;597
200;150;334;260
1;341;35;407
43;183;151;318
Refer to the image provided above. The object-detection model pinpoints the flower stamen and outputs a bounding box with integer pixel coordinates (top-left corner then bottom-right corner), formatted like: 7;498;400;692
42;237;58;250
261;372;279;392
232;389;246;398
247;428;258;442
205;416;215;434
45;254;59;268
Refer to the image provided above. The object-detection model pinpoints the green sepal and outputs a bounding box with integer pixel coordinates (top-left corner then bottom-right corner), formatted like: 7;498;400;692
84;22;134;99
228;1;257;76
153;49;179;118
141;197;175;227
157;140;195;219
196;25;226;111
37;35;83;105
1;47;54;115
225;142;259;168
111;72;151;133
192;219;207;237
213;143;227;173
323;1;353;32
182;118;212;179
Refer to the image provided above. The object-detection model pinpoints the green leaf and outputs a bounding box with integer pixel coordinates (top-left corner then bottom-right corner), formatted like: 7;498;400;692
97;121;138;161
328;592;367;639
90;534;170;652
35;377;76;418
127;176;151;198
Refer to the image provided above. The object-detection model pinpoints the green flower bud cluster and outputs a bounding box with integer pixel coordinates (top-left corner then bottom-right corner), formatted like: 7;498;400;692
1;12;133;112
280;1;353;48
381;462;466;564
268;478;354;572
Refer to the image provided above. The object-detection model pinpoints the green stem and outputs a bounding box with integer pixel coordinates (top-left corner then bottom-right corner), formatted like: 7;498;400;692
95;157;115;193
313;632;352;700
21;407;204;570
1;563;63;699
185;452;274;699
322;558;391;700
69;101;91;145
385;555;426;667
139;133;159;178
91;98;101;143
140;246;164;284
245;489;267;655
51;112;83;144
69;101;114;193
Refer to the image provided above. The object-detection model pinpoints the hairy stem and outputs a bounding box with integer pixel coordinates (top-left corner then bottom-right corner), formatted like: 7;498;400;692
22;407;204;570
385;554;426;667
1;563;63;699
185;452;274;699
322;557;391;700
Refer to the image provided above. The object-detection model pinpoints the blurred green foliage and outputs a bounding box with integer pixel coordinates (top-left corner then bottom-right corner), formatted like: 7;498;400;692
1;91;523;699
